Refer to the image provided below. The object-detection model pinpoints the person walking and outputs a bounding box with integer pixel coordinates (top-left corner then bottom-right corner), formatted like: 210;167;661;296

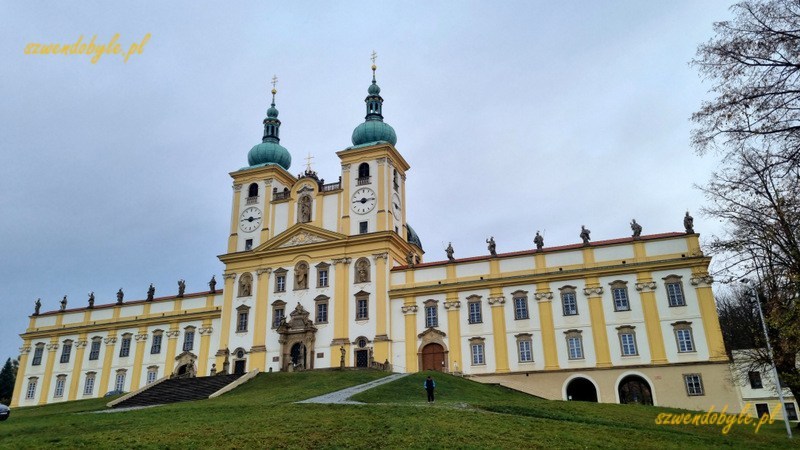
424;375;436;403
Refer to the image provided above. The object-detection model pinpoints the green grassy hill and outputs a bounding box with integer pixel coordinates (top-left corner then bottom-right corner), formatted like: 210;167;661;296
0;370;796;449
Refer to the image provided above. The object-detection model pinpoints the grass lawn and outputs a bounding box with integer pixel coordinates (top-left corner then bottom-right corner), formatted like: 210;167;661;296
0;369;796;449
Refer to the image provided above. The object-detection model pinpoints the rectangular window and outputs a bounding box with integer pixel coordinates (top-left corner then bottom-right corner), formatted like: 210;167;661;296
684;374;704;396
237;311;249;332
667;282;686;306
562;292;578;316
755;403;770;418
748;371;763;389
89;341;101;360
115;372;126;392
119;336;131;357
620;333;637;356
316;302;328;323
147;369;158;385
150;334;162;354
244;239;253;251
26;379;37;400
273;308;285;328
471;343;485;365
514;297;529;320
359;221;368;234
425;305;438;328
32;346;43;366
468;302;482;324
183;331;195;352
675;328;695;352
318;269;329;287
612;287;630;311
60;342;72;364
518;340;533;362
83;374;95;395
567;336;583;360
54;377;66;398
276;275;286;292
356;298;369;320
785;403;798;421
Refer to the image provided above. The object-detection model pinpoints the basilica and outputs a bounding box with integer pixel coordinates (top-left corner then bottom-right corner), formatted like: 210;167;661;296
12;62;740;412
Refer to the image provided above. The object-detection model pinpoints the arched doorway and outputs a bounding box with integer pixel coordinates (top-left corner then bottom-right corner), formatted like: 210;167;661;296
566;377;598;402
290;343;307;370
233;348;247;375
421;343;445;371
618;375;653;405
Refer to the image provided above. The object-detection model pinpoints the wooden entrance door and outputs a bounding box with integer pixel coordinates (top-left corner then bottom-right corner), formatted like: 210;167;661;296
421;343;445;371
355;350;369;368
234;359;246;375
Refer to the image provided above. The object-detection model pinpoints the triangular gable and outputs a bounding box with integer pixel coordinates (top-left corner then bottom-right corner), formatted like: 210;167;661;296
256;223;347;251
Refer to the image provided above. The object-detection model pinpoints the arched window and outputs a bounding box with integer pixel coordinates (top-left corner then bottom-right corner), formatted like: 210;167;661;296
248;183;259;198
238;273;253;297
358;163;370;179
354;257;370;284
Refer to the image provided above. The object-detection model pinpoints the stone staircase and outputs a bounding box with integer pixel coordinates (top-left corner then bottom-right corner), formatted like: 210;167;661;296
112;374;241;409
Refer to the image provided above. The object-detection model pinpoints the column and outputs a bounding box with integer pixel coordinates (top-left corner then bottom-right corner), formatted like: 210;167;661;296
535;286;559;370
401;303;418;372
164;326;181;375
636;274;668;364
376;157;388;231
98;333;117;396
67;335;87;401
373;253;390;362
340;164;351;233
331;257;352;366
250;268;272;370
37;339;59;405
197;321;214;375
227;184;242;253
488;295;510;373
215;273;237;369
443;297;462;373
10;343;31;407
128;328;149;390
261;178;273;243
584;283;612;368
691;273;728;361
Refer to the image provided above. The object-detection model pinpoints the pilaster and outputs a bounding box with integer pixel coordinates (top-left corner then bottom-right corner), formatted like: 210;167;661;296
198;322;214;375
691;272;727;361
228;184;243;253
372;253;390;362
443;296;462;372
98;333;117;396
251;268;272;370
584;283;611;367
216;273;237;369
401;303;418;372
636;273;667;363
488;295;509;372
128;328;149;390
535;285;559;370
67;336;87;400
37;339;59;405
10;342;31;407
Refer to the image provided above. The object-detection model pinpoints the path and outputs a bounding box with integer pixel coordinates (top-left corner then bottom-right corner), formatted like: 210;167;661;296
297;372;410;404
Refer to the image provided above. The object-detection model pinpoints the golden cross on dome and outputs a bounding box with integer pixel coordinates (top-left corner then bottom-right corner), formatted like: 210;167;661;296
271;75;278;90
370;50;377;65
305;152;314;171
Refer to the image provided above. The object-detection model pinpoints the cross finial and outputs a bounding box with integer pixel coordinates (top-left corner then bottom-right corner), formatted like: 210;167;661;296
271;75;278;91
371;50;378;65
305;152;314;172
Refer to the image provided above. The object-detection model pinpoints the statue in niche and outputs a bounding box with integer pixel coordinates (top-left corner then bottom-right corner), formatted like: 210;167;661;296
406;251;415;267
239;275;252;297
209;275;217;293
580;226;591;245
340;346;346;368
534;231;544;251
147;284;155;301
298;195;312;223
355;259;370;283
295;263;309;289
117;288;124;304
34;298;41;315
446;242;455;262
631;219;642;238
177;279;186;297
684;211;694;234
60;295;67;311
88;292;95;309
486;236;497;256
415;254;421;265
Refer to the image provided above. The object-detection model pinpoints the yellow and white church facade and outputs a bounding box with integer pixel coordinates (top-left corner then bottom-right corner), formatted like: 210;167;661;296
12;64;741;412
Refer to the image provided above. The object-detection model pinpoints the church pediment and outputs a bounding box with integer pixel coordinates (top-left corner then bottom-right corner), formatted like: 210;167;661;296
257;224;346;251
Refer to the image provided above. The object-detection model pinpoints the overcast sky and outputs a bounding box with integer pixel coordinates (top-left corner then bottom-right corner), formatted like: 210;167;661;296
0;1;734;363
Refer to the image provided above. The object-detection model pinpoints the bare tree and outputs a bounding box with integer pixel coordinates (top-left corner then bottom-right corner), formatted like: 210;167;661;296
693;0;800;415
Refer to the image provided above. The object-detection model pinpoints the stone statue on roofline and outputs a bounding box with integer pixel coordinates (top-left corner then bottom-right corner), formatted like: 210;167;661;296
147;283;155;301
446;242;455;262
486;236;497;256
580;226;591;245
34;298;41;315
534;231;544;251
60;295;67;312
406;251;415;267
177;279;186;297
209;275;217;293
630;219;642;238
88;292;95;309
117;288;124;304
684;211;694;234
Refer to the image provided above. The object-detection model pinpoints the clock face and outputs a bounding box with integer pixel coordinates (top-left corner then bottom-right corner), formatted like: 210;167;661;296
351;187;376;214
240;207;263;232
392;193;402;220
